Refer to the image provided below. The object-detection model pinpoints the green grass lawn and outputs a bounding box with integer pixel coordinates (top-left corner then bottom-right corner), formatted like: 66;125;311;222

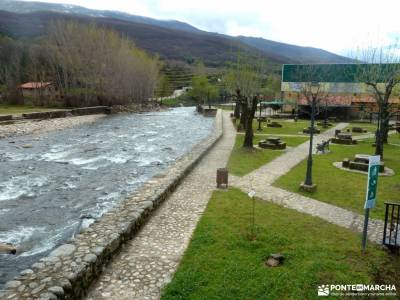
227;134;309;176
161;188;399;300
274;139;400;220
235;119;331;136
388;133;400;145
343;122;378;136
214;104;234;111
0;104;61;115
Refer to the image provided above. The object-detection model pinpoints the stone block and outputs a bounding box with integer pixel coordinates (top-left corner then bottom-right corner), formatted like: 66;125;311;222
258;140;286;150
349;161;368;172
203;108;217;117
299;182;317;192
267;122;282;128
302;127;320;134
70;106;108;116
342;158;350;168
352;127;367;133
0;115;12;121
331;138;357;145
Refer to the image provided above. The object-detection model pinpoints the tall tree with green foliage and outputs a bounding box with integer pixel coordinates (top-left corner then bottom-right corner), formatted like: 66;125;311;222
156;75;172;104
190;62;218;108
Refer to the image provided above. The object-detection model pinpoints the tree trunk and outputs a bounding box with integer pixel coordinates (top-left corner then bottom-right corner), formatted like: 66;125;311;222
234;102;240;119
240;104;246;129
381;103;391;144
382;121;389;144
243;96;258;148
375;106;384;159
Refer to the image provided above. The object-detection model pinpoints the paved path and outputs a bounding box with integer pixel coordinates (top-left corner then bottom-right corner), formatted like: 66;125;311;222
86;112;236;300
230;122;384;243
237;123;348;186
237;132;311;138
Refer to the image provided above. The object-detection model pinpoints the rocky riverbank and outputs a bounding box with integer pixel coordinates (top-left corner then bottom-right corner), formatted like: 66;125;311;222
0;103;167;139
0;115;107;139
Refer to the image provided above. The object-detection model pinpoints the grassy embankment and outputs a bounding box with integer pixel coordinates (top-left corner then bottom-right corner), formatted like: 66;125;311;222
227;118;317;176
162;188;400;299
0;104;61;115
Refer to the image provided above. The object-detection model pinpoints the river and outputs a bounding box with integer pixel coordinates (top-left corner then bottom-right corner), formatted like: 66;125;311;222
0;107;213;287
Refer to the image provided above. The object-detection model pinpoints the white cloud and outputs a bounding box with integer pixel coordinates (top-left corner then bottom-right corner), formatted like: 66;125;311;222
22;0;400;55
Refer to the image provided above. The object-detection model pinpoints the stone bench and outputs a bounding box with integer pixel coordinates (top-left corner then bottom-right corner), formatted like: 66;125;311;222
354;154;369;164
331;133;357;145
342;155;385;172
331;138;358;145
303;127;320;134
352;127;367;133
267;121;282;128
342;158;350;168
258;137;286;150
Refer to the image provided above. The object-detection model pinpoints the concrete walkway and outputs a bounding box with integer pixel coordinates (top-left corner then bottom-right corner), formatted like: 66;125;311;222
230;122;384;244
86;112;236;300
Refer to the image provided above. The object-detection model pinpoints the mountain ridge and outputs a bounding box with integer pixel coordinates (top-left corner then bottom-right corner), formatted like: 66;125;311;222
0;0;355;65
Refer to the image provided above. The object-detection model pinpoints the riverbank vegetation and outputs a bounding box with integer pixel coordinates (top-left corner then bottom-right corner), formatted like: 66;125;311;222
0;21;160;108
162;188;399;299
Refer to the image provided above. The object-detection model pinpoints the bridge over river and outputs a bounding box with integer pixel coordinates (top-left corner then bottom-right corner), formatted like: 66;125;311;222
0;107;213;287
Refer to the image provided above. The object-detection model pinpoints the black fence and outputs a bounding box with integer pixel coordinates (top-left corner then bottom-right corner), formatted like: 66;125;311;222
383;202;400;251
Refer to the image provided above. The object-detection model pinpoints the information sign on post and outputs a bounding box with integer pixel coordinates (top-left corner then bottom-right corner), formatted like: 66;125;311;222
362;155;380;252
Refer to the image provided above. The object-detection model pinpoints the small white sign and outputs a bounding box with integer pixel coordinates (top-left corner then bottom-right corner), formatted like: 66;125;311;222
248;190;256;198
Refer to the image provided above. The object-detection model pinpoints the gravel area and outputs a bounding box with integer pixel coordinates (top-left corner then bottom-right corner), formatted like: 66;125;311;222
0;115;107;139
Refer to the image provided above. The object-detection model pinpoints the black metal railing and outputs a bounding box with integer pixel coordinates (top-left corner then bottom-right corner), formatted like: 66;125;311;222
383;202;400;251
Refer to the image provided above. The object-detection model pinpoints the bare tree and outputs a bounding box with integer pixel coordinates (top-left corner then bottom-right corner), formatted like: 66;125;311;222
353;44;400;159
288;64;331;190
45;21;160;107
226;56;264;148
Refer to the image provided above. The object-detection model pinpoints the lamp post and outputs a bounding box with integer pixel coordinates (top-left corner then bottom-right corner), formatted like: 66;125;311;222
323;98;328;127
257;100;262;131
301;82;319;192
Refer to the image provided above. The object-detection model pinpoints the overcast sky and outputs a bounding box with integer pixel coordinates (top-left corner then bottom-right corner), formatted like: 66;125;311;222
24;0;400;55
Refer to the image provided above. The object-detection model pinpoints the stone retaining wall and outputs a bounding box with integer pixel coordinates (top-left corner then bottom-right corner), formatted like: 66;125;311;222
70;107;110;116
22;111;69;120
1;110;223;300
0;115;13;122
21;107;110;120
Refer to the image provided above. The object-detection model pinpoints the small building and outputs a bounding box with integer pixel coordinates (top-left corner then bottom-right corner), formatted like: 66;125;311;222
18;82;59;99
281;64;400;120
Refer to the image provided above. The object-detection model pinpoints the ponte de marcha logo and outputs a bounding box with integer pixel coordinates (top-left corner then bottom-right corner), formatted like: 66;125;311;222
318;285;330;296
317;284;397;297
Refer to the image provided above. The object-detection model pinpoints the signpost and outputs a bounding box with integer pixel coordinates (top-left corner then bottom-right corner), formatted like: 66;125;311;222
362;155;380;252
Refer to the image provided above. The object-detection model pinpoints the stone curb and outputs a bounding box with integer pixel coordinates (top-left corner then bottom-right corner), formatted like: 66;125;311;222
1;110;223;300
